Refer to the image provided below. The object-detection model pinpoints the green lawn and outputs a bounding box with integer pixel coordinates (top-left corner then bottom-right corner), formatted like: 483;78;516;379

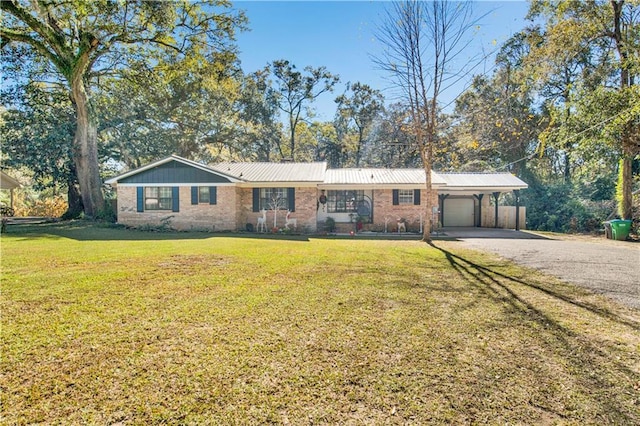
2;222;639;424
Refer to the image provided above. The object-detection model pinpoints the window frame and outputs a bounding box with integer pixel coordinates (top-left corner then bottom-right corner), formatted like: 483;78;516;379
144;186;173;211
398;189;414;205
198;186;211;204
326;190;365;213
260;187;288;211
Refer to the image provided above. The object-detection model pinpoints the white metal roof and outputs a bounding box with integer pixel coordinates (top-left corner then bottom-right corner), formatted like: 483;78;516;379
105;155;529;192
324;168;446;186
436;173;528;189
213;162;327;182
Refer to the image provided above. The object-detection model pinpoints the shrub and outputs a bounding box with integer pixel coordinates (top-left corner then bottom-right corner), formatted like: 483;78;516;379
15;196;67;218
324;217;336;233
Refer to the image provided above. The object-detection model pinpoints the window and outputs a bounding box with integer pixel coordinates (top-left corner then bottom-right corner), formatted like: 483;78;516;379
252;188;295;212
398;189;414;204
191;186;217;205
198;187;210;204
145;187;173;210
393;189;420;206
327;190;364;213
260;188;288;210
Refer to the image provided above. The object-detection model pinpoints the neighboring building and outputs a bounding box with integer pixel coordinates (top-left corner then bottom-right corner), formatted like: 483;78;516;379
0;170;21;215
105;155;528;233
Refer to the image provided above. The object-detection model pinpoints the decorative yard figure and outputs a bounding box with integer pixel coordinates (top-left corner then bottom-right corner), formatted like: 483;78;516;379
384;216;392;233
397;218;406;233
257;209;267;232
415;212;423;234
285;210;297;231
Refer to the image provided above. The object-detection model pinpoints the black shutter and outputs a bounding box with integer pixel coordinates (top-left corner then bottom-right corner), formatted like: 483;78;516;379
191;186;198;205
287;187;295;212
252;188;260;212
136;187;144;212
392;189;399;205
209;186;217;205
414;189;421;205
172;187;180;212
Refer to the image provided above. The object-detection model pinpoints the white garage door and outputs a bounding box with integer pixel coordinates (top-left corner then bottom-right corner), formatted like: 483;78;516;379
444;198;474;227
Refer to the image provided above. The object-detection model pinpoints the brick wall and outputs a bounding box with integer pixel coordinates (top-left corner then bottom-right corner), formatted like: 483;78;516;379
238;186;318;233
369;188;439;233
116;185;439;233
116;186;237;231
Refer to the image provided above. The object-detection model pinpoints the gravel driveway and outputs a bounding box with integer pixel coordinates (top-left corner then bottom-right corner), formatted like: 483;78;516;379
441;228;640;310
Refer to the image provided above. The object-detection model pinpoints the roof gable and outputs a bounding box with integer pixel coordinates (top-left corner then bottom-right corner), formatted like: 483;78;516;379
105;155;239;185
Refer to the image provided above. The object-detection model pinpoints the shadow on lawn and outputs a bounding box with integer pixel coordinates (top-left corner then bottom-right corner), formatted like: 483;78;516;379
429;242;639;332
2;221;313;242
429;241;639;421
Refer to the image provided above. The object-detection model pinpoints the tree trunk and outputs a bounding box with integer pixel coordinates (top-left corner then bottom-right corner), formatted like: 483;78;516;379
421;128;434;243
611;0;634;220
70;75;104;219
621;136;634;219
65;179;84;219
63;162;84;219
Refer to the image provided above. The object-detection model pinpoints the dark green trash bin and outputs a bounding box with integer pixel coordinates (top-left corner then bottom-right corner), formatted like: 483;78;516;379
608;219;632;241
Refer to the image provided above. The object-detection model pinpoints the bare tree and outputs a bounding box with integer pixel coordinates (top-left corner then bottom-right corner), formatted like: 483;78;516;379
375;1;478;242
271;60;340;161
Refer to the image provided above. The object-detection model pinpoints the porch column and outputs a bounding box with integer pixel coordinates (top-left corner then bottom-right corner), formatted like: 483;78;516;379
492;192;500;228
473;194;484;227
438;194;449;226
513;189;521;231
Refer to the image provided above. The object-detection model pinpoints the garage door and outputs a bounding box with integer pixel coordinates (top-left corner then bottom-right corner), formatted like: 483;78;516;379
443;198;474;227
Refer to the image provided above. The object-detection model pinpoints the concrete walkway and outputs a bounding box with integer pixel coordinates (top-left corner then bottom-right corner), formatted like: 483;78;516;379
441;228;640;310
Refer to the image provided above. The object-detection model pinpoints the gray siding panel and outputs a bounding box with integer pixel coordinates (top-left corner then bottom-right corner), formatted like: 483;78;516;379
121;160;233;184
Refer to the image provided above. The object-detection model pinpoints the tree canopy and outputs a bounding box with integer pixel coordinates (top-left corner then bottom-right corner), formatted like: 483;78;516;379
1;0;246;217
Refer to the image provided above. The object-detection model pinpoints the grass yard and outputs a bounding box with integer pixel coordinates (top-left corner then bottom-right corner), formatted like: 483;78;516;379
1;222;639;424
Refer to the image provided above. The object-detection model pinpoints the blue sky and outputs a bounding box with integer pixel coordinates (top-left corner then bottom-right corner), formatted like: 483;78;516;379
234;1;532;120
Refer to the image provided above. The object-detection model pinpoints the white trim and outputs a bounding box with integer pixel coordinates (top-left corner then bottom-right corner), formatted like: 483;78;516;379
114;182;237;187
318;183;446;190
237;182;321;188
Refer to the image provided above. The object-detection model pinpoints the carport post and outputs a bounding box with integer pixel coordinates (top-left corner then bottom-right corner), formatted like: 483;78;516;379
473;194;484;227
513;189;521;231
492;192;500;228
438;194;449;227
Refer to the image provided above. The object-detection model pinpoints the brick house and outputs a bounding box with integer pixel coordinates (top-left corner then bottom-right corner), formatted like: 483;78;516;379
105;155;528;233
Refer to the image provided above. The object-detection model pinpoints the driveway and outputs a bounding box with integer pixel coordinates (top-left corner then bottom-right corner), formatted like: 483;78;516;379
440;228;640;310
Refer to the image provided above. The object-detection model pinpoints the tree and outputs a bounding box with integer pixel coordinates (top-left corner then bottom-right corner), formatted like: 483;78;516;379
452;70;540;175
270;59;339;161
0;83;84;217
235;69;284;162
335;82;384;166
360;103;422;168
98;55;246;168
526;0;639;220
313;121;343;167
1;0;246;217
375;0;478;241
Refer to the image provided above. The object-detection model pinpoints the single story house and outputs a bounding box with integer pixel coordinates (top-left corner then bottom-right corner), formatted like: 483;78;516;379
105;155;528;233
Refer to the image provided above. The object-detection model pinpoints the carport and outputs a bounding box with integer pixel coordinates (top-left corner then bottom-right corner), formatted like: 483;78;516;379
437;173;528;230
